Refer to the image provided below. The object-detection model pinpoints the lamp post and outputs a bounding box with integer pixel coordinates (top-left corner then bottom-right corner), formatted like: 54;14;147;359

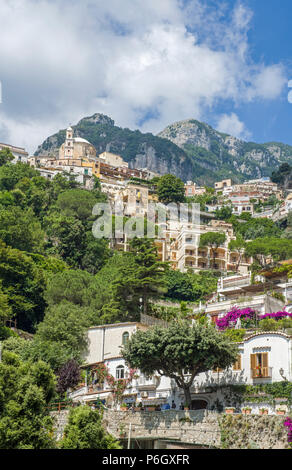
279;368;287;381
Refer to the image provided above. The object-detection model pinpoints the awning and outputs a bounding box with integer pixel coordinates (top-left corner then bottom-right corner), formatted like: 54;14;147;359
142;398;167;405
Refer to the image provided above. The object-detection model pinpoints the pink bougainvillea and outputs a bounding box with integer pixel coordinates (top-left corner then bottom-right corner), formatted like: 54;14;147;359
216;308;292;331
91;363;138;403
216;307;256;331
259;312;292;321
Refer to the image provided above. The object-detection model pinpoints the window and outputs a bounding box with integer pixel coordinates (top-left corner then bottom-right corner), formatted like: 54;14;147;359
122;332;129;346
116;365;125;379
250;353;270;378
233;355;242;371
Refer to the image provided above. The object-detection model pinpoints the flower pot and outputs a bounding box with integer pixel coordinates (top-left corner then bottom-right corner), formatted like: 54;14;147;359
120;407;128;412
242;409;251;415
225;409;234;414
184;408;189;411
134;407;141;412
276;410;286;415
147;407;156;411
259;410;268;415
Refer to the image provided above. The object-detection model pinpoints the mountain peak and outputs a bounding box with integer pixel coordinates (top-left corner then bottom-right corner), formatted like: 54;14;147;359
158;118;223;151
77;113;115;127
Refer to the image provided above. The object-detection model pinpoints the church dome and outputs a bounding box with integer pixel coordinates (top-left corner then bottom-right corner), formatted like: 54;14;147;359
73;137;91;144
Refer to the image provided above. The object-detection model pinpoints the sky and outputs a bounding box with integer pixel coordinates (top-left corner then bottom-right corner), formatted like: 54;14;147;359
0;0;291;154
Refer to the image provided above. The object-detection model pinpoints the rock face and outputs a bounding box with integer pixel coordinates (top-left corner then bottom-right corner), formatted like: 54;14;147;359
158;119;218;151
35;114;292;185
158;119;292;184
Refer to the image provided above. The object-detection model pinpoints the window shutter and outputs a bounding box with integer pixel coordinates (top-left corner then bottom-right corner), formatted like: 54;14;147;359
262;353;268;368
233;355;242;371
250;354;256;370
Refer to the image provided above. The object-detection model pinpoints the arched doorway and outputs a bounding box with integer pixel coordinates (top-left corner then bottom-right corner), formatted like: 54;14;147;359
191;399;208;410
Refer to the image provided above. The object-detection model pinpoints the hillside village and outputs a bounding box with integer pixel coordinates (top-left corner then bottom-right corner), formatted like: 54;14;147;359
0;119;292;450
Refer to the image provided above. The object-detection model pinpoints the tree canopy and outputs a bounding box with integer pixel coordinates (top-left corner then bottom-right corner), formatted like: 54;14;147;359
122;321;238;407
0;351;56;449
157;174;185;204
60;406;121;449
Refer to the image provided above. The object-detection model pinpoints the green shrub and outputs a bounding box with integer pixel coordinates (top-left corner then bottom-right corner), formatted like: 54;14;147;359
223;329;246;342
0;325;17;340
258;318;280;331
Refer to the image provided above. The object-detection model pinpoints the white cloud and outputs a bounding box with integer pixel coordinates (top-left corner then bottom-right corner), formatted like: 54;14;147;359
0;0;287;153
216;113;251;140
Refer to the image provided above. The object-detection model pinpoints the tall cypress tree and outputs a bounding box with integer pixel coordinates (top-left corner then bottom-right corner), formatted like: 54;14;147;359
128;237;168;315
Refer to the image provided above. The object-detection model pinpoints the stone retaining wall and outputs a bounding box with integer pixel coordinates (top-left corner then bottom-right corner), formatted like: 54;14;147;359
103;410;221;448
51;409;290;449
51;410;70;441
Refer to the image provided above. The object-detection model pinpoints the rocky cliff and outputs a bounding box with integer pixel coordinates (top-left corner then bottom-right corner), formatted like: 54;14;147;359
158;119;292;184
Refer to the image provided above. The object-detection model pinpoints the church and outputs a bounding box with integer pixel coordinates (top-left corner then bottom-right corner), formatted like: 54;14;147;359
58;126;96;160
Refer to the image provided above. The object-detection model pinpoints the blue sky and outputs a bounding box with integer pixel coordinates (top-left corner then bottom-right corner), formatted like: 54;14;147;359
205;0;292;144
0;0;291;152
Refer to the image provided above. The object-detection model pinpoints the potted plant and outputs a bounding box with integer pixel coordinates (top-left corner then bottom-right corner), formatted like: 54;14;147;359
119;424;126;438
134;402;142;412
147;405;156;411
242;407;252;415
276;408;286;415
120;403;128;411
225;407;235;414
259;408;268;415
184;403;190;411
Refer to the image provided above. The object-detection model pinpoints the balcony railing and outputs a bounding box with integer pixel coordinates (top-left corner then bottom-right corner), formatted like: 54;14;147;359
251;367;272;379
136;374;159;390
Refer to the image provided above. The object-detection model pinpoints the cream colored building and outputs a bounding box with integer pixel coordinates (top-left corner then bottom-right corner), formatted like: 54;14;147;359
98;151;128;168
59;126;96;160
214;179;232;191
185;181;206;197
122;183;149;217
168;220;252;274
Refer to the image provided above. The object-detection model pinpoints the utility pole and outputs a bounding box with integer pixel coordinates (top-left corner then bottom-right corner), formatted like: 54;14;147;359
127;423;132;449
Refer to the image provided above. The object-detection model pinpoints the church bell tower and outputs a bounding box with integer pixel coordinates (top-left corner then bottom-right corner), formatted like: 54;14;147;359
64;126;74;159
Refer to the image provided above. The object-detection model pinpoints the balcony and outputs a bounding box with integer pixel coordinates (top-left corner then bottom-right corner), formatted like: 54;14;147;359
251;367;272;379
136;376;159;391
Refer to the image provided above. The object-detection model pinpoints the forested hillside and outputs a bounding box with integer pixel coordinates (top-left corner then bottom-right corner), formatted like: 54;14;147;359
35;113;292;185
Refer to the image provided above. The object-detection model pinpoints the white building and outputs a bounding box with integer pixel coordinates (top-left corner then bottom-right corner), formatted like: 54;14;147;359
69;321;292;413
0;142;29;164
186;331;292;413
70;322;173;409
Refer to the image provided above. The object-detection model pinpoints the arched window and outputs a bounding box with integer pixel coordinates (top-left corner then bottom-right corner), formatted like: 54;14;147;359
116;365;125;379
122;332;129;346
